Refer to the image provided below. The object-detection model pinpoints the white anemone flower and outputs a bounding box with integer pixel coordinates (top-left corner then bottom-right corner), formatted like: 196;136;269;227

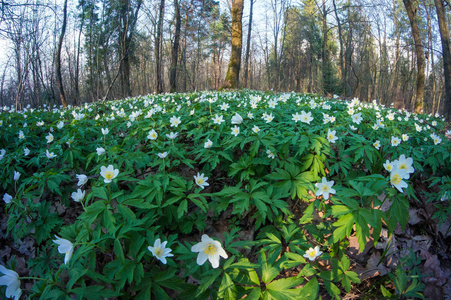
169;116;181;127
390;166;409;193
315;177;336;200
166;132;178;139
100;165;119;183
148;129;158;140
96;147;105;156
191;234;228;268
194;173;209;189
148;238;174;264
46;150;57;159
46;133;54;143
71;189;85;202
3;193;12;204
300;111;313;124
303;246;323;261
101;128;109;135
24;148;30;156
76;174;88;187
204;139;213;149
13;171;20;181
0;265;22;300
326;129;338;144
212;114;225;125
157;152;169;159
53;236;74;265
231;125;240;137
231;113;243;124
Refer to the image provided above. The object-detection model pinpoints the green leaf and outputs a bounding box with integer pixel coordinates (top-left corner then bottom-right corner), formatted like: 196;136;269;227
298;277;319;300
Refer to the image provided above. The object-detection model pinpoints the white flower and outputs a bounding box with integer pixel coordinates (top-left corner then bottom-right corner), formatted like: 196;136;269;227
300;111;313;124
263;113;274;123
266;149;275;159
166;132;178;139
24;148;30;156
148;129;158;140
252;125;260;134
71;189;85;202
96;147;105;156
57;121;64;129
391;136;401;147
383;160;394;172
3;193;12;204
0;149;5;156
402;134;409;142
303;246;323;261
349;125;357;131
170;116;181;127
53;236;74;265
191;234;228;268
204;139;213;149
315;177;336;200
13;171;20;181
326;129;338;143
0;265;22;300
231;125;240;137
390;166;409;193
46;133;54;143
393;155;414;176
219;103;230;111
194;173;209;189
157;152;168;159
231;113;243;124
247;112;254;119
292;112;302;123
101;128;109;135
373;140;381;150
351;113;363;124
46;150;57;159
18;131;25;140
76;174;88;187
148;238;174;264
100;165;119;183
212;114;225;125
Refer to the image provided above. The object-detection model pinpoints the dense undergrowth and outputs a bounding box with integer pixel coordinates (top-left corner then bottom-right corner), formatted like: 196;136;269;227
0;91;450;299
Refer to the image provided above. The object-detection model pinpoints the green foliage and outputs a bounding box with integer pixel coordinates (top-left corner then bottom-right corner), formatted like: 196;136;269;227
1;91;449;298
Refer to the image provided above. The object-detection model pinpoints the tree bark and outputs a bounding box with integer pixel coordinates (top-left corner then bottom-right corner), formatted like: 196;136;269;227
403;0;425;113
223;0;244;89
55;0;68;107
244;0;254;88
155;0;165;93
169;0;181;93
434;0;451;120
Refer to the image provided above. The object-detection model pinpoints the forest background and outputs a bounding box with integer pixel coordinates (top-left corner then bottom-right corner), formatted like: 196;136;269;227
0;0;451;119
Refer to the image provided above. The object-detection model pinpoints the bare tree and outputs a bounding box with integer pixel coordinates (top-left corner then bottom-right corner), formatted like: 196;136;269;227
55;0;68;107
223;0;244;89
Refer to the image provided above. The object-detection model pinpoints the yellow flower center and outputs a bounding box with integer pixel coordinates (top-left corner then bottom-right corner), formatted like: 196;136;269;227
392;174;401;185
204;243;216;256
155;247;163;257
322;186;328;191
328;134;334;140
387;165;392;171
399;163;407;170
104;171;114;180
308;251;316;258
197;178;204;185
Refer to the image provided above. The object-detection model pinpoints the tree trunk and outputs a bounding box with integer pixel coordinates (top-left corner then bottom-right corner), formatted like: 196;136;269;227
223;0;244;89
169;0;181;93
155;0;165;93
333;0;344;95
403;0;425;113
244;0;254;88
55;0;68;107
434;0;451;120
